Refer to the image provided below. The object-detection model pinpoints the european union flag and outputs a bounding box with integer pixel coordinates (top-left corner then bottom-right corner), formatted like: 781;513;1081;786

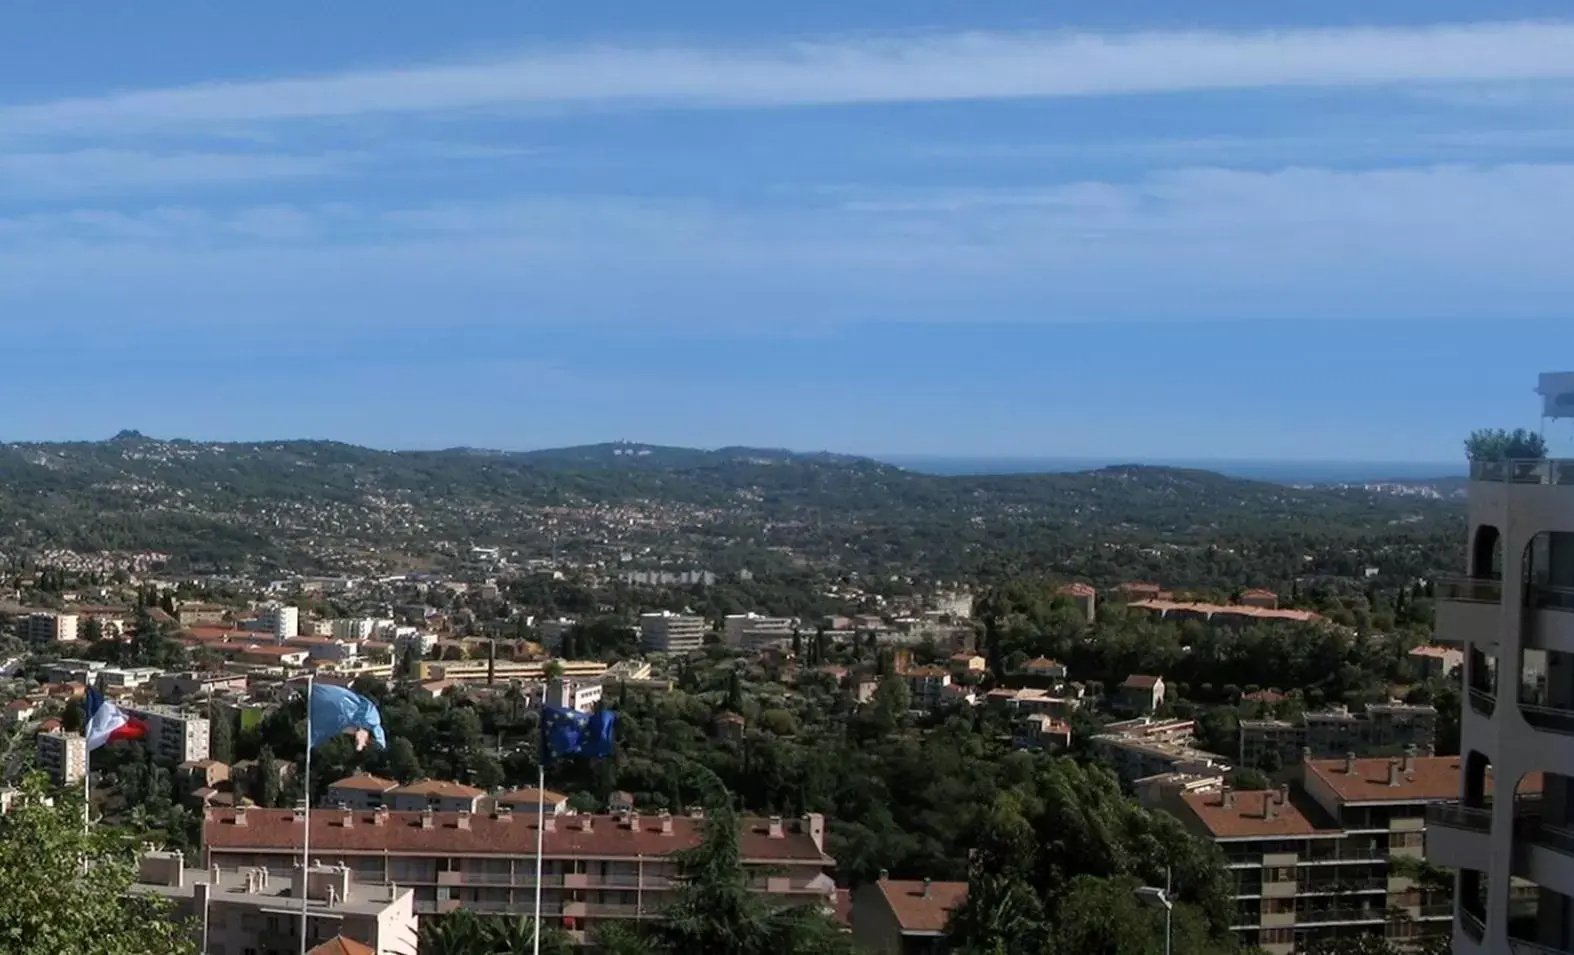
541;705;617;762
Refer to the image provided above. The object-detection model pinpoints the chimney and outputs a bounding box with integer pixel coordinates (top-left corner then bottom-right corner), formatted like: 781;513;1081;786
688;805;705;820
292;804;307;825
1263;793;1277;820
1403;745;1417;777
372;807;387;827
456;810;471;831
494;805;513;822
543;815;557;833
1279;783;1290;805
1221;788;1236;809
923;878;933;899
1345;752;1358;774
768;816;784;839
578;815;594;833
878;869;890;883
1301;746;1312;764
659;811;673;835
420;809;435;830
1388;760;1402;787
627;813;641;833
233;806;248;827
340;809;354;829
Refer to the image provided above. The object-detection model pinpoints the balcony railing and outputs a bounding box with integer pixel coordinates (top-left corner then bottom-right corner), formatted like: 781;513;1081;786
1528;585;1574;614
1297;878;1387;895
1438;575;1505;604
1471;458;1574;485
1426;802;1493;833
1469;687;1497;717
1521;701;1574;735
1462;908;1487;942
1510;939;1574;955
1294;907;1389;925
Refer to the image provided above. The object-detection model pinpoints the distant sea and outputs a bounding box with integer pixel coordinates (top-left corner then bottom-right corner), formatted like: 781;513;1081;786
878;456;1465;484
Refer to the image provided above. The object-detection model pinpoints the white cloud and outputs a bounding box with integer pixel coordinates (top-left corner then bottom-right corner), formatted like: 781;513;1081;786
4;21;1574;137
1;162;1571;324
0;148;351;196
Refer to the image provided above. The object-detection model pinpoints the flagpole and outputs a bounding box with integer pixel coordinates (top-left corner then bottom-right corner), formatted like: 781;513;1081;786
533;758;545;955
300;672;314;955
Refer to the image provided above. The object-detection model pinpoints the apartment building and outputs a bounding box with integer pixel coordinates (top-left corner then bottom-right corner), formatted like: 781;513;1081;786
386;779;485;812
202;806;836;940
156;671;250;702
1424;411;1574;954
1162;752;1461;954
1092;717;1231;788
900;667;952;711
852;875;968;955
638;611;708;653
18;612;79;644
1238;702;1438;770
723;613;795;647
37;730;86;787
323;774;399;811
132;851;417;955
546;677;603;714
124;704;211;764
260;604;300;642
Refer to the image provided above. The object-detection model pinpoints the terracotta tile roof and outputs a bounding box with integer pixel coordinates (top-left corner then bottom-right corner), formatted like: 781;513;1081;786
203;809;832;863
390;779;485;799
5;699;34;712
1306;756;1538;803
308;937;375;955
1243;689;1287;703
902;666;949;679
328;774;398;793
1241;589;1278;598
495;787;569;805
1180;788;1326;839
1122;674;1162;689
232;644;305;658
1117;582;1164;594
185;626;245;641
876;879;968;933
1058;582;1097;597
1129;599;1323;624
1408;645;1460;660
1021;656;1065;673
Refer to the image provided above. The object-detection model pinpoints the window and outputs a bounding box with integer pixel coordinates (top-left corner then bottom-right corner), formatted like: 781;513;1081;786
1261;928;1293;944
1264;898;1294;915
1389;831;1423;849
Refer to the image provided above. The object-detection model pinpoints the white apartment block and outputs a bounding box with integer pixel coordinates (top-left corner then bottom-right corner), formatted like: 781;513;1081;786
124;705;211;765
37;730;86;787
547;677;603;714
261;605;300;642
330;617;378;641
1426;431;1574;953
132;852;418;955
639;611;707;653
17;612;78;644
722;613;794;647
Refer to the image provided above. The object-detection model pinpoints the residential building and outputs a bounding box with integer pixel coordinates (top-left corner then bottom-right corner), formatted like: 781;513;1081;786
983;686;1084;717
852;874;968;955
1128;599;1322;627
947;653;986;676
546;677;603;714
1161;753;1471;953
386;779;486;813
1424;433;1574;954
639;611;708;653
324;774;399;811
723;613;795;647
4;699;36;725
261;604;300;642
1011;656;1069;688
175;603;229;627
132;851;417;955
1014;713;1072;752
124;705;211;764
900;667;952;711
492;787;571;816
42;658;104;684
1238;703;1438;770
1092;718;1231;788
97;666;163;690
18;612;79;644
156;671;250;702
1408;645;1464;681
202;806;836;938
37;730;86;787
231;644;311;668
330;617;379;641
1056;582;1098;622
1240;588;1281;609
1117;674;1166;714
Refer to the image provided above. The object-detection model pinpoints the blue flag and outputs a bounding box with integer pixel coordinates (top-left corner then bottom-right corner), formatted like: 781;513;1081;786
541;705;616;762
309;683;387;751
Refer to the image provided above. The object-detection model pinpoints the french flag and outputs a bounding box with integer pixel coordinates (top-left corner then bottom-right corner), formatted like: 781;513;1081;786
84;688;147;751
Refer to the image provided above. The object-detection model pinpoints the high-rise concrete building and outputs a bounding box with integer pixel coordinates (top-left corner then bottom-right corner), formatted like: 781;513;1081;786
37;730;87;787
17;612;78;644
638;611;707;653
262;605;300;642
1426;398;1574;953
123;705;211;765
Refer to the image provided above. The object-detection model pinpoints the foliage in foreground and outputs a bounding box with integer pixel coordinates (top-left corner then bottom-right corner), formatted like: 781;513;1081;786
0;774;197;955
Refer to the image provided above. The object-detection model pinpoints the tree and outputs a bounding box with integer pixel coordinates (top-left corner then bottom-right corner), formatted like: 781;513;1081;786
0;774;198;955
255;745;281;807
1465;427;1546;462
209;709;236;765
386;735;424;782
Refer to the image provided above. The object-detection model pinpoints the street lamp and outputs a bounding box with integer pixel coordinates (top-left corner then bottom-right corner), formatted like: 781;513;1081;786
1135;871;1174;955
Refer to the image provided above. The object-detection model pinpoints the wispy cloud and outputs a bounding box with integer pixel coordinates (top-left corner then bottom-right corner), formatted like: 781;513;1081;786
0;148;352;197
4;21;1574;137
1;163;1571;324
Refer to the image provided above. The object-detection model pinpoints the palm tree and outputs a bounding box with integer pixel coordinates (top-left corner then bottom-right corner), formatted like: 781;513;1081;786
417;909;488;955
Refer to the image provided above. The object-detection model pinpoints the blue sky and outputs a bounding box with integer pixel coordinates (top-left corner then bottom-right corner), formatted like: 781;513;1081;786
4;2;1574;461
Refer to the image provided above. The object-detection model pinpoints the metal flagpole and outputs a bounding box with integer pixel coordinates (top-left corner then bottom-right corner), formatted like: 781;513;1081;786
300;672;314;955
533;759;546;955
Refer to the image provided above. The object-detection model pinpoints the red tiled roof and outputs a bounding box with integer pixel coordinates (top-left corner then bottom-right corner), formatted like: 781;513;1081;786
1243;689;1287;703
876;879;968;933
1180;789;1326;839
1122;674;1162;689
495;787;569;805
1241;589;1278;598
327;774;398;793
1058;583;1097;598
308;937;374;955
1129;599;1322;624
390;779;484;799
202;809;832;863
1409;645;1459;660
1306;756;1537;804
1021;656;1065;672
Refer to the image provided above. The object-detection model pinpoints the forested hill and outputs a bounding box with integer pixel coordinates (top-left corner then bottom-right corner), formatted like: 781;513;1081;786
0;436;1463;576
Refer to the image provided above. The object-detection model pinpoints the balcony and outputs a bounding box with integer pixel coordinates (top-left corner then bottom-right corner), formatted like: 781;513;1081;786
1469;687;1497;717
1427;803;1493;833
1436;576;1503;647
1511;940;1574;955
1462;908;1487;943
1472;459;1574;485
1427;803;1493;872
1293;907;1388;926
1528;586;1574;653
1521;702;1574;735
